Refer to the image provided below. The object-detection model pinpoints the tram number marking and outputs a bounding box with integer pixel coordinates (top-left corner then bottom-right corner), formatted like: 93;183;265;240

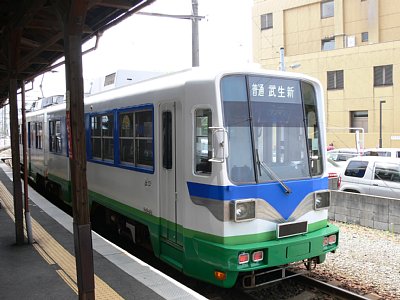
144;179;152;187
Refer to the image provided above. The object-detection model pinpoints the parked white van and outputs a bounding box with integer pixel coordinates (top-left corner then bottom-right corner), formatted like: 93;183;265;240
363;148;400;158
339;156;400;199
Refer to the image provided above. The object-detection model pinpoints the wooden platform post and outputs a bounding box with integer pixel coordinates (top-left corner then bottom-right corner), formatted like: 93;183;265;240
59;1;95;299
8;29;24;245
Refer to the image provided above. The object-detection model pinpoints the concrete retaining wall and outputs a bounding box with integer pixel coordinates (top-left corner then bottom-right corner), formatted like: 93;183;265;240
329;191;400;233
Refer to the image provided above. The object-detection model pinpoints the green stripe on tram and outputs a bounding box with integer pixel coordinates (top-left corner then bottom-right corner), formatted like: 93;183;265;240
42;173;329;246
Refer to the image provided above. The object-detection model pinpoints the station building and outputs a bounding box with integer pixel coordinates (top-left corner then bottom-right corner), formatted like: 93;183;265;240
252;0;400;149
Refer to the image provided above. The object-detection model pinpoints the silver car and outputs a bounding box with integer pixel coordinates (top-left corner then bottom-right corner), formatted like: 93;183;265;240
327;148;361;165
339;156;400;199
363;148;400;158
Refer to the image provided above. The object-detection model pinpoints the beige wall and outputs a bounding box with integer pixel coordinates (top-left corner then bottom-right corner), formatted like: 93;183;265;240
379;0;400;42
253;0;400;148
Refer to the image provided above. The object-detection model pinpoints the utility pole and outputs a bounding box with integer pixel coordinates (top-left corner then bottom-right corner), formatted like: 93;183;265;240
137;0;203;67
192;0;199;67
379;100;386;148
279;47;285;71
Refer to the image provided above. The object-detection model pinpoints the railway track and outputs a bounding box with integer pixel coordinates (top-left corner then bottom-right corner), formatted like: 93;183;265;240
294;274;373;300
241;273;375;300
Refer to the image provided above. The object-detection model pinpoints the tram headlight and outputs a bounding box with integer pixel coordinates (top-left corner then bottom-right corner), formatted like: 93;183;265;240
233;199;256;222
314;191;330;210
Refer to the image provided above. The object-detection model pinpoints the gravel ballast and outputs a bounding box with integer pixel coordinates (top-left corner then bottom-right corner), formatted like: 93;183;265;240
312;221;400;299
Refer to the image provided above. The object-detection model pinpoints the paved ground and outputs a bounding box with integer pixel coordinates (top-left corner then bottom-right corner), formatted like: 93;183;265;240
0;161;203;299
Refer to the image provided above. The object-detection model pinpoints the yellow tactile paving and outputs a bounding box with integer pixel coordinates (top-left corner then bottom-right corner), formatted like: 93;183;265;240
0;181;123;299
33;243;56;265
56;269;79;294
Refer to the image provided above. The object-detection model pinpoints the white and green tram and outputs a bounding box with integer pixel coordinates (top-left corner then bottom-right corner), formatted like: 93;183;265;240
20;67;339;288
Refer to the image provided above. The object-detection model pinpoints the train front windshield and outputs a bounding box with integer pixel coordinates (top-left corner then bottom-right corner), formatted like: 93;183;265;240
221;75;323;184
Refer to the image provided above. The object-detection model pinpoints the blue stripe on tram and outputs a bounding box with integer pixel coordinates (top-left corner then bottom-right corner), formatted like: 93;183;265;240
187;177;328;220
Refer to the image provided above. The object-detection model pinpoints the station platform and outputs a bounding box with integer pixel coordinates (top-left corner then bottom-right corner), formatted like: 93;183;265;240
0;161;206;300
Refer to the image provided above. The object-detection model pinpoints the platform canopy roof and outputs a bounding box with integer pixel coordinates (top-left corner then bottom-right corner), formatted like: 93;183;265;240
0;0;155;107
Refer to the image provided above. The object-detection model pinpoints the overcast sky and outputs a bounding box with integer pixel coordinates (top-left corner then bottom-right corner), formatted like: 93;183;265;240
26;0;253;101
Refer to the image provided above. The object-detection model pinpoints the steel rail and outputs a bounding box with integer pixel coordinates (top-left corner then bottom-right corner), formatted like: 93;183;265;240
295;275;372;300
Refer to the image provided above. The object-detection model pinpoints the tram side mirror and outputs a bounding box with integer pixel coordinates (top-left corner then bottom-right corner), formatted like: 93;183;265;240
209;127;229;163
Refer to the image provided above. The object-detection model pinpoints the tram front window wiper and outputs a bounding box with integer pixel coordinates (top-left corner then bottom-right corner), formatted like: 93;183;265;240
256;149;292;194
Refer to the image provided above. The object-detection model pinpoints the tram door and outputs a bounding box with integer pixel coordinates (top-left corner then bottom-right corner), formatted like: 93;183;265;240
159;102;178;244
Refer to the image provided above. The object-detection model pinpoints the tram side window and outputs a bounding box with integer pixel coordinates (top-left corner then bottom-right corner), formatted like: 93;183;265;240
136;110;153;167
28;122;33;148
49;121;55;152
162;111;172;169
194;109;212;175
38;122;43;149
31;122;43;149
34;123;38;148
91;114;114;161
56;120;62;152
118;109;153;168
119;112;134;164
302;82;323;176
49;120;62;153
91;115;101;158
18;124;22;145
102;115;114;160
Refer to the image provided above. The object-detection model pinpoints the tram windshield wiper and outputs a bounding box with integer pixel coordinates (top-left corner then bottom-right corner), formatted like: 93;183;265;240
256;149;292;194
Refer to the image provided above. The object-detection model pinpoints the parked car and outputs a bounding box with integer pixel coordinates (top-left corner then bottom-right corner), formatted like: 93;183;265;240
363;148;400;158
327;157;344;178
327;148;362;165
339;156;400;199
327;157;344;190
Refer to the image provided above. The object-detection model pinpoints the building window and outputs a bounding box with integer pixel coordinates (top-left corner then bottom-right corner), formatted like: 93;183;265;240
195;108;212;175
327;70;344;90
322;37;335;51
321;0;334;19
261;13;273;30
91;113;114;161
350;111;368;133
361;32;368;42
118;108;153;168
374;65;393;86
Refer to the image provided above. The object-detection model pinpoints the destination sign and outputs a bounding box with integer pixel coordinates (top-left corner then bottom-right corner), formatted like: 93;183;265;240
248;76;301;104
